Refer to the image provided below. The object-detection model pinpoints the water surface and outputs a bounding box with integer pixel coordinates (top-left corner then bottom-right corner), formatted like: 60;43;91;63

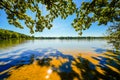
0;39;113;54
0;39;119;80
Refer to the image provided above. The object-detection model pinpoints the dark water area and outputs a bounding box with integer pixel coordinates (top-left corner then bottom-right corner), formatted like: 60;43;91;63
0;39;120;80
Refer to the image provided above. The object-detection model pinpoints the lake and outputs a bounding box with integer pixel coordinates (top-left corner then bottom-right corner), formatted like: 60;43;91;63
0;39;113;54
0;39;120;80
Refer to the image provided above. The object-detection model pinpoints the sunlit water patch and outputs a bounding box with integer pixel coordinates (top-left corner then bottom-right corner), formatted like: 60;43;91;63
0;39;120;80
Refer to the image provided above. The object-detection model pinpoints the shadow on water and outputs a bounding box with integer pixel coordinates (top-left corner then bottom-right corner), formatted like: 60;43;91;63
0;48;77;80
73;57;104;80
74;52;120;80
0;48;120;80
92;47;107;53
92;51;120;79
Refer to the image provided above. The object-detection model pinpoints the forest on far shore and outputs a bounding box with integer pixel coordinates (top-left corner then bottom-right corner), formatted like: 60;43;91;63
0;29;34;40
0;28;107;40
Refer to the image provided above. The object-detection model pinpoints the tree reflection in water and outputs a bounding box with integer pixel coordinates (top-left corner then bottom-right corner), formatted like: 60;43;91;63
0;47;120;80
0;39;27;49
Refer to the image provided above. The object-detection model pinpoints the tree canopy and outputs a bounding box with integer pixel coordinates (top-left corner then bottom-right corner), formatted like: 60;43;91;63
107;23;120;39
0;0;120;34
107;23;120;50
72;0;120;35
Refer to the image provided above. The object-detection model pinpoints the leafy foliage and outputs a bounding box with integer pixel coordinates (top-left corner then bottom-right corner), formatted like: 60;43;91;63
107;23;120;39
0;0;120;34
107;23;120;51
72;0;120;34
0;0;76;33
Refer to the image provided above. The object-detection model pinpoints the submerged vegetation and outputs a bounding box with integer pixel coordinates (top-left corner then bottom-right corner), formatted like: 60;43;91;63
0;29;34;40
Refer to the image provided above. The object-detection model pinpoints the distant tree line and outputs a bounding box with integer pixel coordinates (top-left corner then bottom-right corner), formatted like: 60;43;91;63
0;29;34;40
36;36;106;39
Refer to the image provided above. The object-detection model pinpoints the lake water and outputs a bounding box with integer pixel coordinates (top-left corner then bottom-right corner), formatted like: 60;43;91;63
0;39;120;80
0;39;113;54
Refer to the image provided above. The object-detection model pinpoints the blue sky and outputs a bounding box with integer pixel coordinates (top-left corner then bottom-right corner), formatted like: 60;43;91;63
0;1;109;37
